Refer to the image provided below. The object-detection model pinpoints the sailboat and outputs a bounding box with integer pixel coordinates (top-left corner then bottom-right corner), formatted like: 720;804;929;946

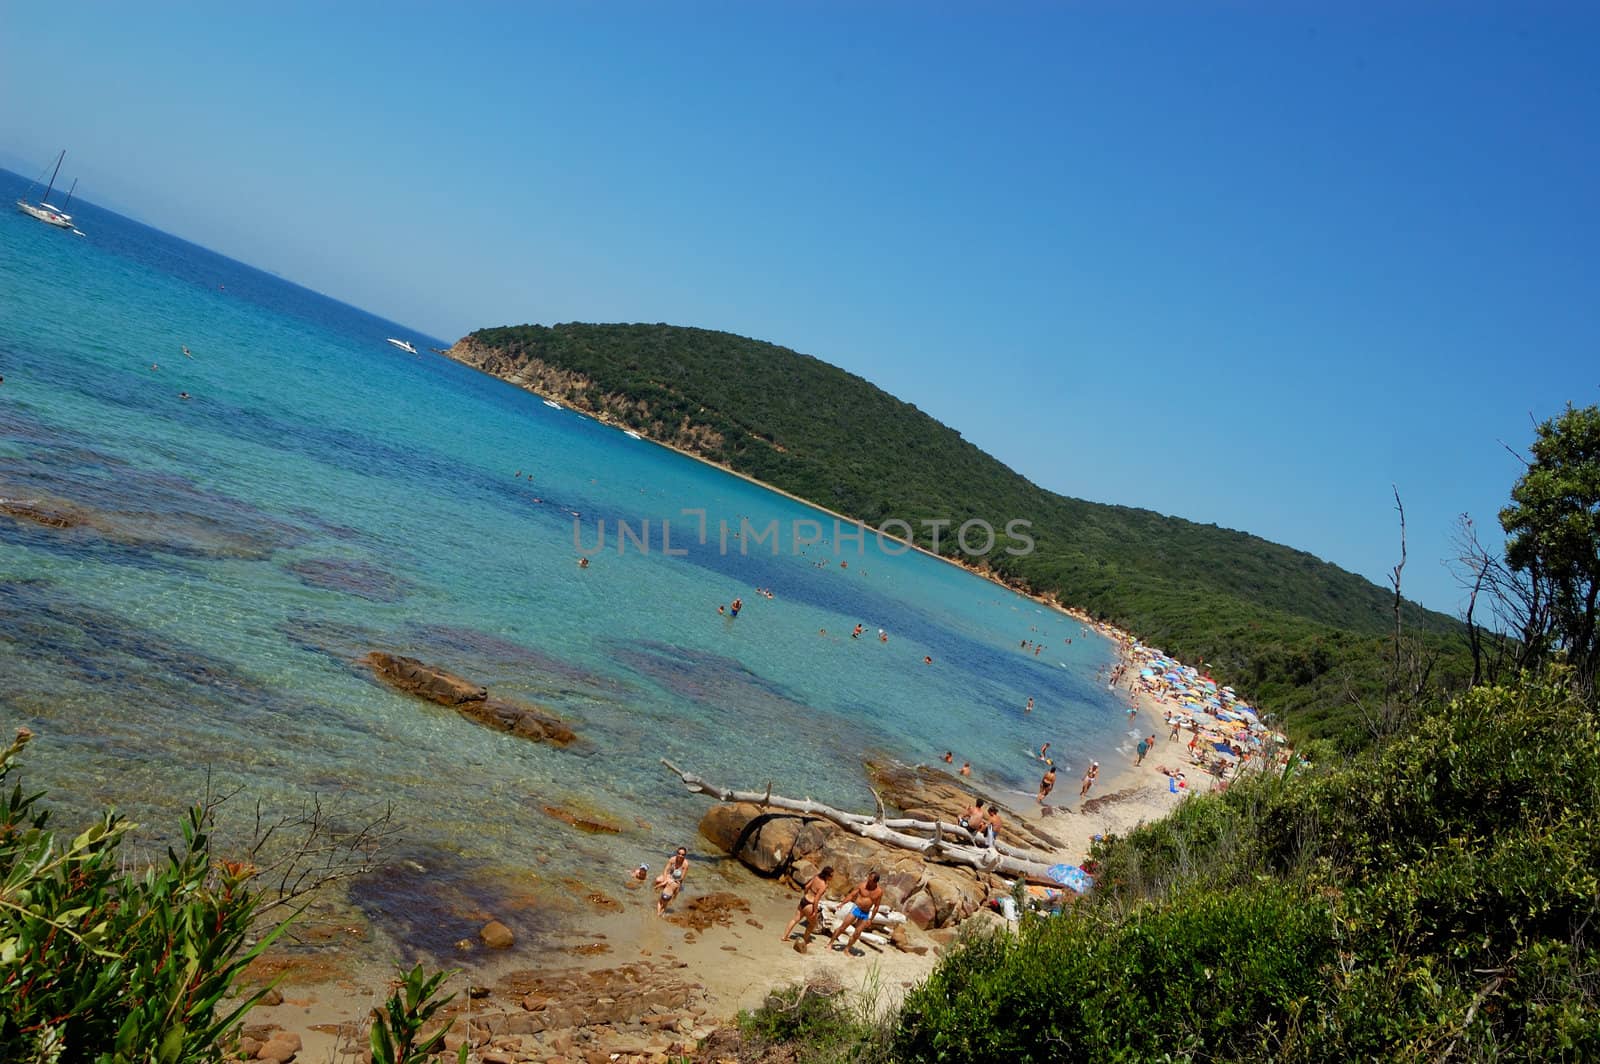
16;150;78;230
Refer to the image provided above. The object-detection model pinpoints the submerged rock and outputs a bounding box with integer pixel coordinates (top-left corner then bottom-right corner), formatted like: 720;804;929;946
361;651;576;746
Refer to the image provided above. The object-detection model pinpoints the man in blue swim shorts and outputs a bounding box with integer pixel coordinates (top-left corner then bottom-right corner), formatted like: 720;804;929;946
828;871;885;954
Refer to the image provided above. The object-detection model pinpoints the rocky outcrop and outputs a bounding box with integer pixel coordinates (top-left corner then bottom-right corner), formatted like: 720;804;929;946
867;758;1069;854
698;801;995;930
361;652;576;746
444;338;727;457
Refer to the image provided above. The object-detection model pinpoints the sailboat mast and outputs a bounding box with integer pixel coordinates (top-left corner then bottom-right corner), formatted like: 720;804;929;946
63;178;77;212
42;150;64;202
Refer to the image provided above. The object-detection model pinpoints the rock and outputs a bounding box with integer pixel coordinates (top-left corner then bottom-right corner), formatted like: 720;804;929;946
0;498;84;528
363;652;576;746
902;888;938;930
362;652;486;705
258;988;284;1007
480;920;515;949
256;1032;301;1062
237;1037;262;1059
541;803;623;834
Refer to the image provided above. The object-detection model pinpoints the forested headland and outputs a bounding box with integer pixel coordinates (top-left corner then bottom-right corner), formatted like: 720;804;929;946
451;322;1472;746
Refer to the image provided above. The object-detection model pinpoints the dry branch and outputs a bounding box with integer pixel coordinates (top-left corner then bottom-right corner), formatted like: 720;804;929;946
661;758;1067;884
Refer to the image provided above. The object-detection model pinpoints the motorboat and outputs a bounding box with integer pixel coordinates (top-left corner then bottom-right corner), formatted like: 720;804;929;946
385;338;418;354
542;399;562;409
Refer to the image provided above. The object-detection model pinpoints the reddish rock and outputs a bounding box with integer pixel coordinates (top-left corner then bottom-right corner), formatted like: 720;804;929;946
256;1032;300;1062
363;652;576;746
480;920;515;949
362;652;486;705
903;888;938;930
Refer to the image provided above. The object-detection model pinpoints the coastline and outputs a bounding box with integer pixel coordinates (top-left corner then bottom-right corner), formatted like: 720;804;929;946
225;346;1247;1058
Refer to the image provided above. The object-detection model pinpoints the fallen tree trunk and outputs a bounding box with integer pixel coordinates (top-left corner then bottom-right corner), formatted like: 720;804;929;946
661;759;1067;884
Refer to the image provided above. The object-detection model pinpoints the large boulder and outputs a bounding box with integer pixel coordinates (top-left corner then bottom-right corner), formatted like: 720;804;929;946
696;803;999;929
697;804;809;875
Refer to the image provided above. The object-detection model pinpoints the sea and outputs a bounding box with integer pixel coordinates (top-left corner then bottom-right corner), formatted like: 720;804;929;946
0;169;1131;963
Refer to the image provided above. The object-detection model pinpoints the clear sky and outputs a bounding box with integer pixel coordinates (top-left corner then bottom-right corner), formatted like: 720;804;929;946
4;2;1596;617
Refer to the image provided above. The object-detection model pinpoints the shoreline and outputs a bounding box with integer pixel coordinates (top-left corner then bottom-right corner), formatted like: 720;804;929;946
245;348;1253;1057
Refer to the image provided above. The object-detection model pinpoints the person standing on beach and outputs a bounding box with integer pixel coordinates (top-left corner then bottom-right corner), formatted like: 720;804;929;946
1037;763;1057;803
654;847;690;916
829;872;885;954
781;866;834;950
1135;736;1150;766
1080;761;1099;798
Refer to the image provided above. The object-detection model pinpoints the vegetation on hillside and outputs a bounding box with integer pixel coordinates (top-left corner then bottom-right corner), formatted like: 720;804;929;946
458;322;1472;745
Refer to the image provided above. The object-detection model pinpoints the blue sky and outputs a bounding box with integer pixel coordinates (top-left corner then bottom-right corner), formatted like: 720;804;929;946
3;2;1596;616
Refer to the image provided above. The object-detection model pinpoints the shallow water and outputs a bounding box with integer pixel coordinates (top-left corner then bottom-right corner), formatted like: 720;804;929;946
0;171;1129;962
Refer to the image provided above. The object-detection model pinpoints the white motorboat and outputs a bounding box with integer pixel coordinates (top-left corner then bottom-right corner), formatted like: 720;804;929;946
624;430;642;440
385;338;418;354
542;399;562;409
16;151;77;230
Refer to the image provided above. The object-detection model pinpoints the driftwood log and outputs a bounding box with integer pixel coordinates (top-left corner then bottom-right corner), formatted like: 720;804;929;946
661;759;1067;885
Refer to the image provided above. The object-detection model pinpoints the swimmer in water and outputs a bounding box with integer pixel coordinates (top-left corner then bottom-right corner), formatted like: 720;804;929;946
181;345;192;358
578;557;589;569
178;392;191;401
923;656;933;665
730;597;742;618
852;624;863;639
1026;697;1034;714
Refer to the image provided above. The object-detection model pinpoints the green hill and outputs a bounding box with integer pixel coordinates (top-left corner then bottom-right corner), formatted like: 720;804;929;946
449;322;1470;744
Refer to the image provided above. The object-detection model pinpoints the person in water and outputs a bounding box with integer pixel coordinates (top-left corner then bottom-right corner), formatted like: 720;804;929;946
1038;763;1057;803
654;847;690;916
851;624;863;639
923;656;934;665
781;865;834;950
578;557;589;568
1038;742;1051;761
1025;697;1034;714
878;629;887;642
942;751;954;763
730;597;743;618
959;761;972;777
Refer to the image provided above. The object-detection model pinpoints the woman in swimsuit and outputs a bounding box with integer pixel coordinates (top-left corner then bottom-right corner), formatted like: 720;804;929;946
780;865;834;949
654;847;689;915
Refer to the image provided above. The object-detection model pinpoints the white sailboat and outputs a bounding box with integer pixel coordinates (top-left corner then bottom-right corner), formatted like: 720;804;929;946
16;151;78;230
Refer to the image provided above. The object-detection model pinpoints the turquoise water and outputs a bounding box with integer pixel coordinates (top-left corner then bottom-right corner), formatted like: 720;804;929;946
0;171;1130;958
